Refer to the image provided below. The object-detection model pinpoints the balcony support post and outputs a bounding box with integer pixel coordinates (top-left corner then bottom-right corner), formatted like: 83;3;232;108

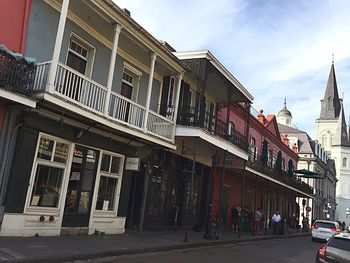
47;0;70;93
143;52;157;132
171;72;183;141
104;23;122;116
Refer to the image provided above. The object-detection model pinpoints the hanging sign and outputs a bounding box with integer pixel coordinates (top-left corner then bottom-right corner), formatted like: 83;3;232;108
125;157;141;171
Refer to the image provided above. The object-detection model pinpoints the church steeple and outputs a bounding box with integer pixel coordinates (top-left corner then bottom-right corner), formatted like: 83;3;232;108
334;104;350;146
319;61;341;119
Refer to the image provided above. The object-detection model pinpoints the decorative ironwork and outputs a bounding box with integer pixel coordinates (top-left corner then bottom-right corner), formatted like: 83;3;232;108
0;46;36;95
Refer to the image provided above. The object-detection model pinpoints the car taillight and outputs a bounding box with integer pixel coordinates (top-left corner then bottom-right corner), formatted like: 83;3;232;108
330;228;336;232
312;225;318;229
319;245;327;258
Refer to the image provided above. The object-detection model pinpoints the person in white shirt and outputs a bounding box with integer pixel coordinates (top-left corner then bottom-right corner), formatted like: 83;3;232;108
272;210;281;236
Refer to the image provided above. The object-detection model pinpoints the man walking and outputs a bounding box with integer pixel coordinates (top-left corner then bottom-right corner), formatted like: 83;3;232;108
272;210;281;236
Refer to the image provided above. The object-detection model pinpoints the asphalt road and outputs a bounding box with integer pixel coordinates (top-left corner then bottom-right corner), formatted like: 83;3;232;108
72;236;322;263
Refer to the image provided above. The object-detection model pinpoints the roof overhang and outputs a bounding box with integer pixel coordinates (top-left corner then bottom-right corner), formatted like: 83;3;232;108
295;169;325;179
0;89;36;108
246;166;313;198
175;125;248;160
174;50;254;103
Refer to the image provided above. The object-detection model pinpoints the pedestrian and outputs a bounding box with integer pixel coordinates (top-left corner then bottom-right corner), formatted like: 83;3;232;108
254;208;261;234
231;206;240;233
260;210;265;234
272;210;281;236
302;214;308;232
289;213;296;234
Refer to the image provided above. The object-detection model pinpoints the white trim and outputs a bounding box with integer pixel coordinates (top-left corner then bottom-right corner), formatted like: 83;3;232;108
24;133;73;215
66;32;96;78
245;166;314;198
123;61;143;77
41;93;176;149
122;65;141;102
175;125;248;160
0;89;36;108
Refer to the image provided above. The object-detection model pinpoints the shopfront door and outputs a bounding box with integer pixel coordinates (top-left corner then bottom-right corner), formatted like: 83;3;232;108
62;145;99;227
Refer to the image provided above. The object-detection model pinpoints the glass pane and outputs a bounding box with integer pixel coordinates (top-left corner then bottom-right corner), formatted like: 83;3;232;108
37;137;54;160
85;150;97;170
30;164;63;207
111;156;120;174
78;191;90;213
54;142;69;163
95;176;117;211
101;154;110;172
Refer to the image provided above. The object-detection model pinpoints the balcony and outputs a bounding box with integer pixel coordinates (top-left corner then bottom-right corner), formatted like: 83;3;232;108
246;150;313;195
0;45;36;96
33;61;175;141
177;106;248;151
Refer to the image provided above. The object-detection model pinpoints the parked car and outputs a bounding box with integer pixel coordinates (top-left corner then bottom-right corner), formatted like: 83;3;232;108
312;220;340;242
315;232;350;262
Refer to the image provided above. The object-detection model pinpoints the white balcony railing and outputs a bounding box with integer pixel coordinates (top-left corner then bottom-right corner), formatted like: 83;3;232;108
32;61;175;141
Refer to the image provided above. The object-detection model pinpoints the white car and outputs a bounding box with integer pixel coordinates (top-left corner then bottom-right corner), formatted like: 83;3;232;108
312;220;340;242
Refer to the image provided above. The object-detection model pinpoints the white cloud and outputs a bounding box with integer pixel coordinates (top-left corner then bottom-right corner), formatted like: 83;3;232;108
114;0;350;138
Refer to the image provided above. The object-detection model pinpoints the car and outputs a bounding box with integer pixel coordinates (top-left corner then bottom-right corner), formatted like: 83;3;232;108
312;220;340;242
315;232;350;262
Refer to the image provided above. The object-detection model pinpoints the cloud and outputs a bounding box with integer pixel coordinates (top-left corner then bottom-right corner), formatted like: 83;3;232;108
114;0;350;138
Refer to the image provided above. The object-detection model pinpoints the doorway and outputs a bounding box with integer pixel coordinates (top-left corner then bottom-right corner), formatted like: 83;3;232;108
62;145;99;227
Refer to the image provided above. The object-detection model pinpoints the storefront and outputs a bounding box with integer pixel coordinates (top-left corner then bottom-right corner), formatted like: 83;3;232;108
0;112;136;236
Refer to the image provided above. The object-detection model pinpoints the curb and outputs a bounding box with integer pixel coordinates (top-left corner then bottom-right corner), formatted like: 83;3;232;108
6;233;310;263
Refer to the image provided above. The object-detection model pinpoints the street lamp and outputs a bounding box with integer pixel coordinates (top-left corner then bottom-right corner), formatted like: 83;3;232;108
346;208;350;218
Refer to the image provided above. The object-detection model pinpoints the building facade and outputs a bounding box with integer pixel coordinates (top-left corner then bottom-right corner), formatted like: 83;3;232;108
315;62;350;225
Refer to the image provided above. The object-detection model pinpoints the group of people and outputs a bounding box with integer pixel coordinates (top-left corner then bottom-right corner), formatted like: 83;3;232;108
231;206;265;234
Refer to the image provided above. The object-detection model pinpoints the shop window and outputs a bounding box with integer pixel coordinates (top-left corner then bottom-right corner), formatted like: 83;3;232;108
29;135;70;208
95;153;123;212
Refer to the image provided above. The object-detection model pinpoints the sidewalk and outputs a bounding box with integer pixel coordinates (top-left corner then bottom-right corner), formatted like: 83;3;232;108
0;230;310;262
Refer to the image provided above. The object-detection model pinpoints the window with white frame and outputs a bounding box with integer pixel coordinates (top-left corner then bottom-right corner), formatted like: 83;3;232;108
95;152;124;212
121;63;141;102
66;34;95;77
29;135;70;208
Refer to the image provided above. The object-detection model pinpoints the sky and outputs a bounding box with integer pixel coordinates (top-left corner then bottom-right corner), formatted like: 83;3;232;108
114;0;350;138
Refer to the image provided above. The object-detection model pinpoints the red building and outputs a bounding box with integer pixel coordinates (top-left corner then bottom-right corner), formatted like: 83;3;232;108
211;105;312;232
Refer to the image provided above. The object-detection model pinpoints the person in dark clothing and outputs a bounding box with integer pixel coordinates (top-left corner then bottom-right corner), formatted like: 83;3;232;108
231;206;240;233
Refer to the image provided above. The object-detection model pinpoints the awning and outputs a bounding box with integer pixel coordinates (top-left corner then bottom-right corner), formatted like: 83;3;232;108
294;169;324;179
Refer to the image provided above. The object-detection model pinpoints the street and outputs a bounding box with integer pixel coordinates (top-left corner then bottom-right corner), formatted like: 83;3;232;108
72;236;321;263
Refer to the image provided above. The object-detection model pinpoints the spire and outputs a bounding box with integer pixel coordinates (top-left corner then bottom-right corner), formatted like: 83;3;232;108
319;61;341;119
333;104;350;146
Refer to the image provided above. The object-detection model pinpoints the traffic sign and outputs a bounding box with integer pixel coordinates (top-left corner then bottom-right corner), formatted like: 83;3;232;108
306;206;312;212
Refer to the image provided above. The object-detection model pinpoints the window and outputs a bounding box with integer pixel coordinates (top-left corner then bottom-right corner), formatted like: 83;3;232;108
95;152;124;212
249;137;256;162
322;135;327;147
327;97;333;110
343;157;347;168
228;122;235;136
282;158;286;170
29;135;70;208
268;150;273;167
66;34;95;77
148;167;168;216
121;64;141;102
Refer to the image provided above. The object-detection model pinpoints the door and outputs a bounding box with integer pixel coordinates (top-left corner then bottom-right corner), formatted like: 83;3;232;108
121;82;133;122
62;145;99;227
221;185;230;229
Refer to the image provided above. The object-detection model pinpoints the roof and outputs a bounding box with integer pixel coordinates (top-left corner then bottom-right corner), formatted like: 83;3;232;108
319;63;341;119
278;123;314;154
333;104;350;146
277;99;292;118
173;50;254;103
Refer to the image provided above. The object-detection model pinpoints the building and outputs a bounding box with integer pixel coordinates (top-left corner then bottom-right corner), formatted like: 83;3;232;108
0;0;189;236
277;122;337;223
315;61;350;225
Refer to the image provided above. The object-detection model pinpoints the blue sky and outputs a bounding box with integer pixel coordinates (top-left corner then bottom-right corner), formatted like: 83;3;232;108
115;0;350;138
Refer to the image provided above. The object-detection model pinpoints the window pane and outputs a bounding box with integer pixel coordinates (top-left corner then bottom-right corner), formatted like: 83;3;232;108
54;142;69;163
95;176;118;211
101;154;110;172
37;137;54;160
111;156;120;174
30;164;63;207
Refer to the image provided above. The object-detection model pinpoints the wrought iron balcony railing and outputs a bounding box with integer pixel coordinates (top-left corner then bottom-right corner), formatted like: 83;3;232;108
177;106;248;151
0;45;36;95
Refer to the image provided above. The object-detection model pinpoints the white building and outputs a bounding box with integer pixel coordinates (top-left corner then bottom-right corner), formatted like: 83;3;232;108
315;62;350;225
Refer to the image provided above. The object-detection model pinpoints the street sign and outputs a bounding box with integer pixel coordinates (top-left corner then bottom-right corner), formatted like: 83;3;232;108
306;206;312;212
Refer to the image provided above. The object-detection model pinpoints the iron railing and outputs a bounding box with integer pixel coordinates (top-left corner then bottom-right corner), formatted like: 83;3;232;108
0;46;36;95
